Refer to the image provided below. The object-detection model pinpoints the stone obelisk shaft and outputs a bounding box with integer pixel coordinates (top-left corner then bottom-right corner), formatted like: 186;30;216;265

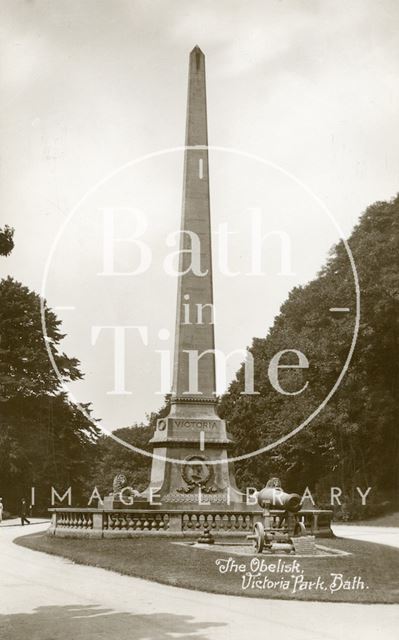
148;48;246;512
172;46;216;402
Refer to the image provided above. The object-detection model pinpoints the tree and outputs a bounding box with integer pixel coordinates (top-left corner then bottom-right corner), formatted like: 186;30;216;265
0;278;81;401
0;225;15;256
0;274;100;512
220;195;399;515
87;396;172;497
89;424;155;497
0;394;99;510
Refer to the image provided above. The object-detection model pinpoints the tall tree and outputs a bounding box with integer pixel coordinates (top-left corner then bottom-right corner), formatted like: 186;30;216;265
220;195;399;515
0;232;100;512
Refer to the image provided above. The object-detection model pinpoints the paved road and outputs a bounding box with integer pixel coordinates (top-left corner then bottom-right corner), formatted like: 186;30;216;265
0;520;398;640
332;524;399;548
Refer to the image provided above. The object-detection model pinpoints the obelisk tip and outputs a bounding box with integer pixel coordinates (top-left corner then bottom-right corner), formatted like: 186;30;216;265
191;45;204;56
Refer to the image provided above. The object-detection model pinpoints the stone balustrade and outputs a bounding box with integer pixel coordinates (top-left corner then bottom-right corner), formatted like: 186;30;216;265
48;508;263;539
48;507;333;539
55;511;94;530
104;512;170;532
182;512;255;532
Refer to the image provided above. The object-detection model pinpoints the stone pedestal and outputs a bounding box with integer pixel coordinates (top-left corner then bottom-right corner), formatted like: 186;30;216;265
144;400;245;509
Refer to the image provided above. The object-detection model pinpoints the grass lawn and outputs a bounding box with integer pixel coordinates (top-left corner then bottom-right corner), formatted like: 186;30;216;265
16;532;399;604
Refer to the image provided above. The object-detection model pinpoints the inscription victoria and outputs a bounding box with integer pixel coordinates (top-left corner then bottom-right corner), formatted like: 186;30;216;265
172;419;218;429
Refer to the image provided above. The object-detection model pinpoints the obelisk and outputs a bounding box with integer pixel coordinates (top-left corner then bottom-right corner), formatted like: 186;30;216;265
148;47;243;509
172;45;216;404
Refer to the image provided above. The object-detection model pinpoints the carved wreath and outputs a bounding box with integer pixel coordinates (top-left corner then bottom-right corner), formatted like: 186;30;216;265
177;455;218;494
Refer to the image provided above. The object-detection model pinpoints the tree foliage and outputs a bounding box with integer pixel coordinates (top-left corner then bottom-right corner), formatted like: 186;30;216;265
0;278;81;401
0;225;14;256
86;397;171;497
0;276;100;512
89;425;155;497
0;395;99;510
220;195;399;513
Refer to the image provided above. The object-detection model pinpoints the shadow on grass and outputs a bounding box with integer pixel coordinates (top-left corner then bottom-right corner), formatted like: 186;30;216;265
0;604;225;639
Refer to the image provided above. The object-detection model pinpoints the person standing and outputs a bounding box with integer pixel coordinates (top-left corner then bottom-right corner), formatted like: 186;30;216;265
0;498;3;524
20;499;30;526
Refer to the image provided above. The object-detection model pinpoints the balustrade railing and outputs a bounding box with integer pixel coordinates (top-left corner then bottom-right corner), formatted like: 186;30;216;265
103;512;170;532
181;512;255;532
50;507;296;537
51;507;332;537
56;511;93;530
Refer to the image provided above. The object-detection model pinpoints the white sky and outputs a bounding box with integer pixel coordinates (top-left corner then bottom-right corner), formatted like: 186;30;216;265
1;0;398;430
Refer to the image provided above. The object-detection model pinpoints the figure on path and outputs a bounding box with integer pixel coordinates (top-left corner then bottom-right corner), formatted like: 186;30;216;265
20;499;30;526
0;498;3;524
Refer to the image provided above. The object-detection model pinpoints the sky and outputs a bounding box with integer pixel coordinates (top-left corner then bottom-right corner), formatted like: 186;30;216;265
1;0;398;430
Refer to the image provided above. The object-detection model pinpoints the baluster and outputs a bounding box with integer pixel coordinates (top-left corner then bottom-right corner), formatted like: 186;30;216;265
206;514;215;529
142;518;150;530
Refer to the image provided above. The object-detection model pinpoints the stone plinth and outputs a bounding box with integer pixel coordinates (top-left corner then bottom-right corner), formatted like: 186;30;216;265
145;401;245;510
